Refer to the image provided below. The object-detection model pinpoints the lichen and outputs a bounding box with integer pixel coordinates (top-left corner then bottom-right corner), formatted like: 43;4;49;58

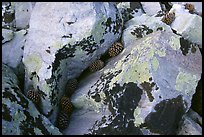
151;57;159;71
92;14;106;44
175;71;198;96
133;107;144;127
23;54;43;78
169;35;181;51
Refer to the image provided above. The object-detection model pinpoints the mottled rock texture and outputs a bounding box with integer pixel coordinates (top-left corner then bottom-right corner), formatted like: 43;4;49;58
2;64;62;135
64;30;202;135
23;2;122;123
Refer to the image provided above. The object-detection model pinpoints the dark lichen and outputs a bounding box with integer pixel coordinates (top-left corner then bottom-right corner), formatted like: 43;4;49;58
89;82;143;135
141;95;187;135
131;25;153;38
140;81;156;102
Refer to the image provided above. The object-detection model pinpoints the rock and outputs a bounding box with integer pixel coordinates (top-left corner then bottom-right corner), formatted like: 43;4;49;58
141;2;162;16
2;64;62;135
63;30;202;135
117;2;144;23
123;14;172;46
191;74;202;116
13;2;35;29
2;28;14;44
23;2;122;123
2;29;27;69
2;2;15;29
177;109;202;135
169;4;202;48
171;2;202;14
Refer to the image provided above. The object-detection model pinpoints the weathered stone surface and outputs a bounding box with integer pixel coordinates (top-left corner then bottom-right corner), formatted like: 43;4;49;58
2;28;14;44
117;2;144;23
63;30;201;135
141;2;162;16
191;75;202;116
169;4;202;48
123;14;172;47
171;2;202;14
13;2;35;29
177;109;202;135
2;29;27;68
2;64;62;135
2;2;15;29
23;2;122;123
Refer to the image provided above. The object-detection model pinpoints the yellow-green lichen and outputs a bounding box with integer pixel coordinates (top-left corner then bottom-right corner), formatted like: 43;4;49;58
155;48;166;57
169;35;181;50
23;54;43;75
133;107;144;127
175;71;198;95
34;128;43;135
151;57;159;71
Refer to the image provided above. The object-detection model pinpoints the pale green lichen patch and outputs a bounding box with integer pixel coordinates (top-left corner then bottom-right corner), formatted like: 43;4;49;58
133;107;144;127
175;71;198;96
34;128;43;135
151;57;159;71
23;54;43;75
169;35;181;51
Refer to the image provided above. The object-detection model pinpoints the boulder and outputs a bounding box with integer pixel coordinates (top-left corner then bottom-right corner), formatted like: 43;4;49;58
177;109;202;135
23;2;122;123
169;4;202;48
2;29;27;69
2;64;62;135
13;2;35;29
2;28;14;44
64;30;202;135
123;14;172;46
140;2;162;16
2;2;15;29
117;2;144;23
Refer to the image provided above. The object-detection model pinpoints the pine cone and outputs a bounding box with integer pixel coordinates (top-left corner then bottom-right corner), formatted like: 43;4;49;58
65;79;78;97
184;3;195;13
108;42;124;57
27;89;41;104
56;111;70;130
60;96;73;114
89;60;105;72
161;12;175;25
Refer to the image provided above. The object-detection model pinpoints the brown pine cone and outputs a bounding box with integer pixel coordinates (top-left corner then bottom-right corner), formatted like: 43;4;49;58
56;111;70;130
60;96;73;114
27;89;41;104
89;60;105;72
108;42;124;57
161;12;175;25
65;79;78;97
184;3;195;13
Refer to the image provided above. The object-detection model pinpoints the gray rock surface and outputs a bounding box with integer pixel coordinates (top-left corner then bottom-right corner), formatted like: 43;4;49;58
2;64;62;135
23;2;122;123
64;30;202;135
177;109;202;135
13;2;35;29
141;2;162;16
169;4;202;48
2;29;27;69
2;28;14;44
2;2;15;29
